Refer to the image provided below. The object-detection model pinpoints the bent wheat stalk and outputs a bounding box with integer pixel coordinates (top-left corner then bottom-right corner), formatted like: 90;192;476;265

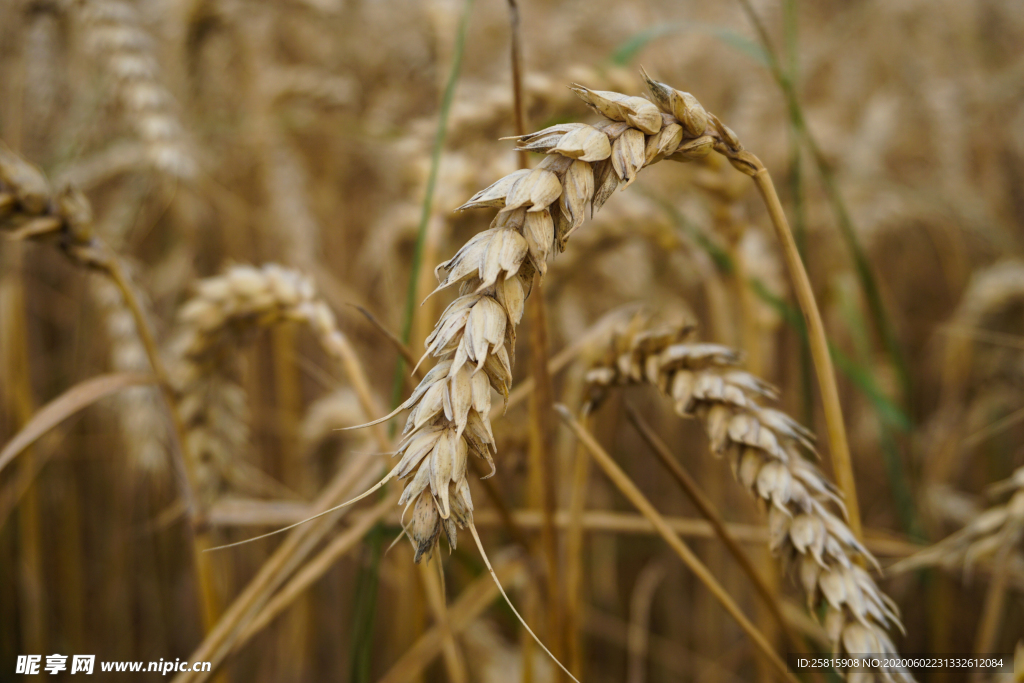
583;315;912;683
0;142;220;626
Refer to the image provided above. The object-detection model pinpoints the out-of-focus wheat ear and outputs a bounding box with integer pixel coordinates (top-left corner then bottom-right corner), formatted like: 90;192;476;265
80;0;196;178
467;521;582;683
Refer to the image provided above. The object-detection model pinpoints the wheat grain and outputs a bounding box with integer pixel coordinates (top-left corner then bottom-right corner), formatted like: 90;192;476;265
582;313;912;683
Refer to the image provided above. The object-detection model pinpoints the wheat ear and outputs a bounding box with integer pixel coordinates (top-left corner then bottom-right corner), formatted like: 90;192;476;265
341;72;730;561
169;263;360;503
894;467;1023;574
583;314;913;683
80;0;196;178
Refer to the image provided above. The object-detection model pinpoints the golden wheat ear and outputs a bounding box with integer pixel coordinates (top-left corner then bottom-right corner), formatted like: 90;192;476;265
467;521;582;683
205;461;403;552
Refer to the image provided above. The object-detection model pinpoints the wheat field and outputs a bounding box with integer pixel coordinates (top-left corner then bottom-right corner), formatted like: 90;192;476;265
1;0;1023;681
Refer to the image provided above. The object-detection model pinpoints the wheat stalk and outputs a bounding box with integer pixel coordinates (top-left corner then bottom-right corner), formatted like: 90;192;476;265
582;313;912;682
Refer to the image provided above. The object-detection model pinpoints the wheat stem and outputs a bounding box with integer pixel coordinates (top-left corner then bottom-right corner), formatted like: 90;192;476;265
972;540;1013;660
565;410;592;676
173;462;383;683
556;404;799;683
624;403;807;654
749;163;863;540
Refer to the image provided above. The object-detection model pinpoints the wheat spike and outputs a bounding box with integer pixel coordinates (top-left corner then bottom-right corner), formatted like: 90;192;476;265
169;263;359;502
80;0;196;179
348;74;732;561
896;467;1024;574
583;313;913;683
0;143;105;268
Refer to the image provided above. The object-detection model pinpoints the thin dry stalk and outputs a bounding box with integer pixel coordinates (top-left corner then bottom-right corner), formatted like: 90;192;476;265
583;316;911;681
173;461;384;683
0;143;218;627
526;281;563;656
624;403;807;654
555;404;800;683
713;135;862;540
207;505;921;558
420;556;469;683
233;494;397;648
0;257;46;653
376;554;526;683
564;411;592;676
626;560;668;683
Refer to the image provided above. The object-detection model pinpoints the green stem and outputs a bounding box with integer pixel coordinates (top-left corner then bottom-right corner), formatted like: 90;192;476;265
353;2;475;680
391;0;476;407
781;0;815;428
736;0;911;410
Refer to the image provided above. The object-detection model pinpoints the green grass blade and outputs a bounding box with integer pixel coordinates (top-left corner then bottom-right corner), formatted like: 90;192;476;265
611;22;769;68
350;1;475;680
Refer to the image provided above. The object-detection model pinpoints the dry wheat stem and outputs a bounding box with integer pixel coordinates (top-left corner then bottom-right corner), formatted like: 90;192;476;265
583;316;911;682
556;403;800;683
0;142;222;628
205;503;921;556
626;560;668;683
751;167;862;540
624;402;807;654
376;554;526;683
174;461;384;683
233;493;397;650
709;125;861;540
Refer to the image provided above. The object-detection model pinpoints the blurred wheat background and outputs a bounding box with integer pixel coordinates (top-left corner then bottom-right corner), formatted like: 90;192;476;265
1;0;1023;681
